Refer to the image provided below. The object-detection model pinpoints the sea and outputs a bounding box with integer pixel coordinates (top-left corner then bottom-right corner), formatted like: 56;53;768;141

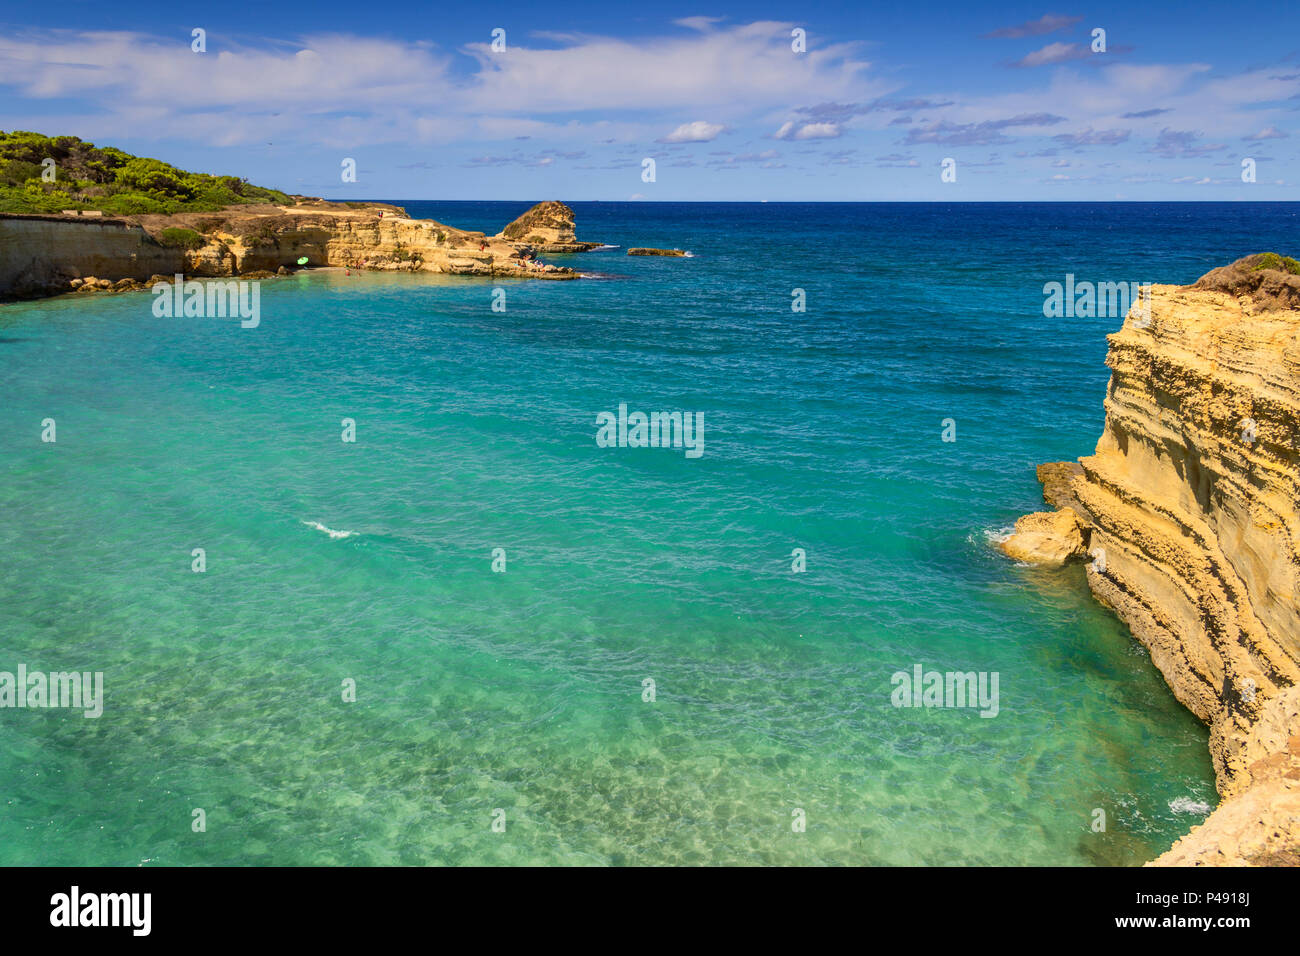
3;201;1294;865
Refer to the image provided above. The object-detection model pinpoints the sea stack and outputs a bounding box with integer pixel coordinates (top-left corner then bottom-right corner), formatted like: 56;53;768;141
1000;253;1300;865
496;200;604;252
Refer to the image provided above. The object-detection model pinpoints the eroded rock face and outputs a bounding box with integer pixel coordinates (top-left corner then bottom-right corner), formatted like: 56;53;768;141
496;200;604;252
997;508;1086;566
1078;279;1299;795
1153;688;1300;866
1005;257;1300;865
160;204;576;280
1;201;580;298
0;214;182;297
1036;461;1085;512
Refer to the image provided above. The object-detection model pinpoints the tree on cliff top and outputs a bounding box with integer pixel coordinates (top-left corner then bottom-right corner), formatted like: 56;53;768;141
0;131;291;215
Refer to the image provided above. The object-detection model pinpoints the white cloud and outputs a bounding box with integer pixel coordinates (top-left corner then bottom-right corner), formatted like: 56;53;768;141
3;19;1295;195
674;16;726;32
1011;42;1089;68
793;122;841;139
459;20;880;115
0;32;455;111
0;22;889;149
657;121;726;143
1244;125;1288;141
773;120;841;140
912;61;1296;147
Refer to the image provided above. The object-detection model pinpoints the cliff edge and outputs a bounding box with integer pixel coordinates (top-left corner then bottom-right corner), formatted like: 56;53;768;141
1000;254;1300;865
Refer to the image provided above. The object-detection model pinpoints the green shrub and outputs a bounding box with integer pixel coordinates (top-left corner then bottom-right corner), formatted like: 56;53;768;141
158;227;205;249
1250;252;1300;275
98;192;173;215
0;182;80;213
113;157;194;200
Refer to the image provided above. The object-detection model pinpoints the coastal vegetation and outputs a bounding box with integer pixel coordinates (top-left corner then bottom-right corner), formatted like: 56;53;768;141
157;227;205;249
1250;252;1300;274
1192;252;1300;309
0;131;291;215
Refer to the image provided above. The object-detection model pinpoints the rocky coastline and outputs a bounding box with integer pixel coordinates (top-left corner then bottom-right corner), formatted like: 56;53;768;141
998;254;1300;865
0;199;603;300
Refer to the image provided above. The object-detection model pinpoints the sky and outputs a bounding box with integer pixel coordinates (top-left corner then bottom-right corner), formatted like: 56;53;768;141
0;1;1297;201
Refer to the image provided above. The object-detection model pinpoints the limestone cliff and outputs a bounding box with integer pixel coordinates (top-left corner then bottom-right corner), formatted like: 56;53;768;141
165;203;576;281
1;201;577;298
1002;254;1300;865
0;214;181;296
496;200;604;252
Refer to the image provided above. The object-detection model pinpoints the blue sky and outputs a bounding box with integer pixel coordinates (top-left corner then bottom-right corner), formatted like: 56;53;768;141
1;1;1297;200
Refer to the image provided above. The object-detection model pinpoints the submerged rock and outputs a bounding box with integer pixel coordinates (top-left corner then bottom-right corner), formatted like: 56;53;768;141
627;248;686;257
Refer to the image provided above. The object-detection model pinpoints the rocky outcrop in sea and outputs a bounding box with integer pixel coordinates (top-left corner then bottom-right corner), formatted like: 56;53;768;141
495;200;605;253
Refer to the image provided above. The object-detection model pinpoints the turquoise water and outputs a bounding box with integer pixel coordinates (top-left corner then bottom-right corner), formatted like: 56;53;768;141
3;202;1294;866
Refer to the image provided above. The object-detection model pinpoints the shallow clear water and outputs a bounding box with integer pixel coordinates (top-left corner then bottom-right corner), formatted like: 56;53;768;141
4;201;1293;865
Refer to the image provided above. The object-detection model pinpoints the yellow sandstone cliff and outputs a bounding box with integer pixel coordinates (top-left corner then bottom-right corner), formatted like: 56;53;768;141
0;200;582;298
167;202;576;280
1000;254;1300;865
0;214;180;295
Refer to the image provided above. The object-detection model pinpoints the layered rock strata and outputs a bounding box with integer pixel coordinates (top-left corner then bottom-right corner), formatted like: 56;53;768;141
1001;255;1300;865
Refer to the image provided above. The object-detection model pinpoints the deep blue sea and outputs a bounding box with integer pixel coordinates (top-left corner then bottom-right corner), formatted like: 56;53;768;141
2;202;1296;865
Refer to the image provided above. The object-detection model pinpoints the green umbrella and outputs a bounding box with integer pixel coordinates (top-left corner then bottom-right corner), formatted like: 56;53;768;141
296;256;309;265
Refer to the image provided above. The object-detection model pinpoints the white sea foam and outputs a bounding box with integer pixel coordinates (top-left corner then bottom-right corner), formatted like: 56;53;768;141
978;526;1033;566
683;251;695;258
302;520;358;540
1169;796;1212;815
